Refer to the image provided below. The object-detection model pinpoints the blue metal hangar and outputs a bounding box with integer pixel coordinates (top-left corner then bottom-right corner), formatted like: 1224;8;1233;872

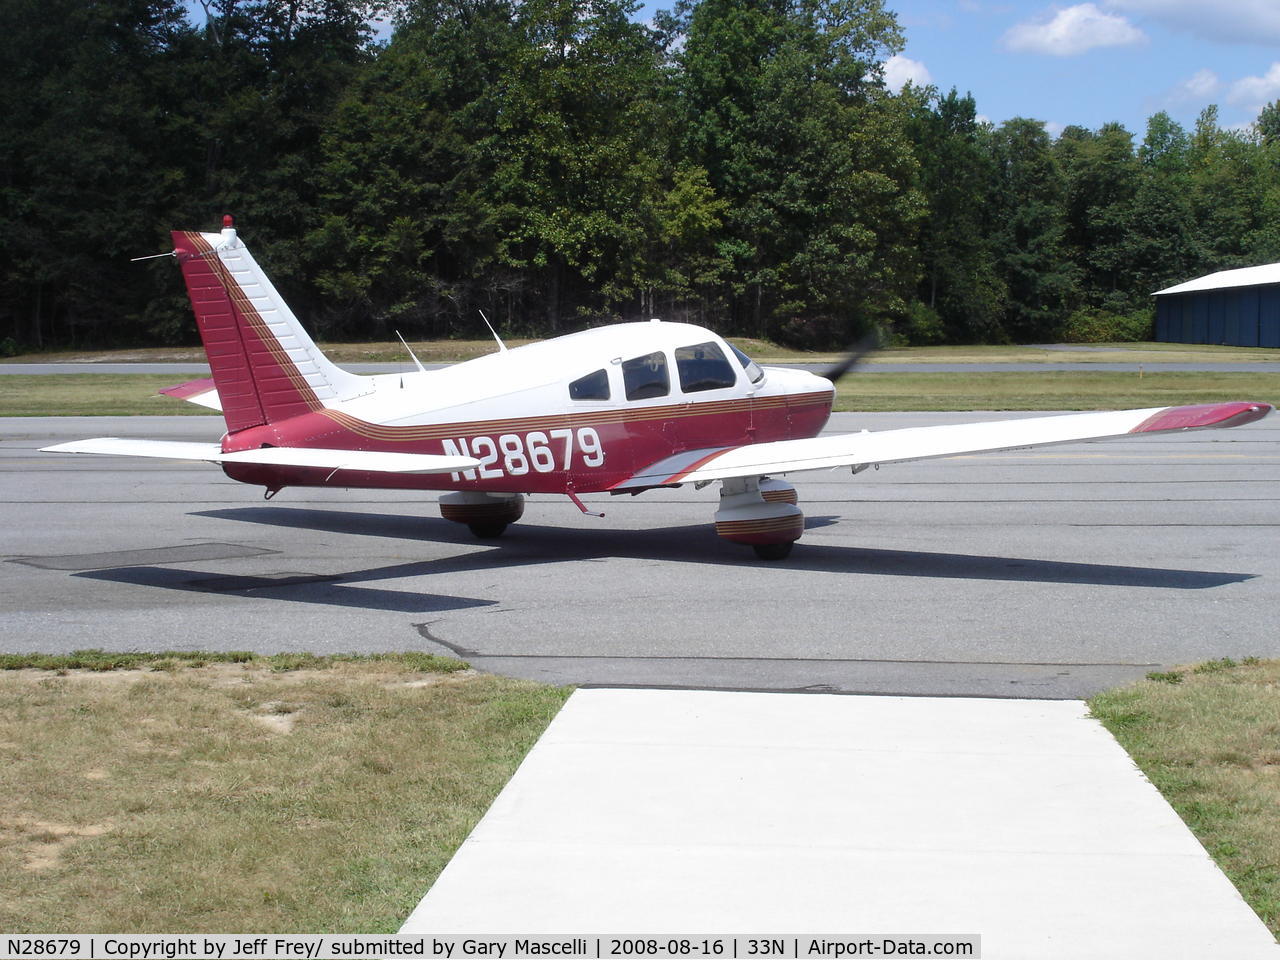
1154;264;1280;347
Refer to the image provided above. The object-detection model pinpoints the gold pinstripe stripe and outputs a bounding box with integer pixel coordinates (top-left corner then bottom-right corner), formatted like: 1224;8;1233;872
761;489;798;503
715;516;804;534
185;232;322;412
317;391;833;443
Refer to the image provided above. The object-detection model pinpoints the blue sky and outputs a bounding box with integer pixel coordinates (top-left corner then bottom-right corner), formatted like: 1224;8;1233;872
873;0;1280;137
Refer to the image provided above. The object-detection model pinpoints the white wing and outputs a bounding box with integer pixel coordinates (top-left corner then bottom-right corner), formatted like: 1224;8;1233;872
41;438;479;475
612;401;1273;489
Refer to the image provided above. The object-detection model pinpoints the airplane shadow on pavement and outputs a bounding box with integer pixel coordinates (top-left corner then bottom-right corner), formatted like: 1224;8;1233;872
126;505;1258;595
64;503;1254;615
75;563;496;614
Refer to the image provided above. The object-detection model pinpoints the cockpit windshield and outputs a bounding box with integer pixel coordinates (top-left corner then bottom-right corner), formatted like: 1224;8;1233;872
729;343;765;384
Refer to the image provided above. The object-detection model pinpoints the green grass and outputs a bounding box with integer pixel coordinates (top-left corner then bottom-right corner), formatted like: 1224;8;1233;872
832;370;1279;411
3;370;1276;416
1090;658;1280;938
1;340;539;365
0;374;214;416
862;341;1280;365
0;657;570;932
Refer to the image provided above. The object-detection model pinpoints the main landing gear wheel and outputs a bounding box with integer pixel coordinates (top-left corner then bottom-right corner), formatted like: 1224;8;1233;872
752;541;793;561
715;477;803;561
439;492;525;539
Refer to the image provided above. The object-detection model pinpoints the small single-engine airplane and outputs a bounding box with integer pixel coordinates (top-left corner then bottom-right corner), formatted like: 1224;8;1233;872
44;218;1274;559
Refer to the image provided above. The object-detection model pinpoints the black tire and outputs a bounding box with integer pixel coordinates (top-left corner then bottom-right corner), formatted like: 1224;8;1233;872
752;541;793;561
469;522;509;539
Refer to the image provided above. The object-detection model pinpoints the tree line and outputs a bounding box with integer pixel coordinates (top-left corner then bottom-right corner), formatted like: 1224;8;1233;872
4;0;1280;352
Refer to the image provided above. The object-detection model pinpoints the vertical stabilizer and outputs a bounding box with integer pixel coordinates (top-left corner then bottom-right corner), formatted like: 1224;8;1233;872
171;218;366;433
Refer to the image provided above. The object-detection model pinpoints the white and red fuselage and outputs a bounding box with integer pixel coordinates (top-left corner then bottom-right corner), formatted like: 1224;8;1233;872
216;322;835;498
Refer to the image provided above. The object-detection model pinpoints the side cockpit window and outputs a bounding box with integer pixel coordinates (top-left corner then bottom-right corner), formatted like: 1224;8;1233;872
729;342;765;384
622;351;670;400
569;368;611;401
676;341;737;393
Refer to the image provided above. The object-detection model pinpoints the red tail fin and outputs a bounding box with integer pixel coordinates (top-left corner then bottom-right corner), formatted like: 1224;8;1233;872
172;221;363;433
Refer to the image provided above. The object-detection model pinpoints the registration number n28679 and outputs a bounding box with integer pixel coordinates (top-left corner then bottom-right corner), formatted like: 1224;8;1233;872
442;427;605;480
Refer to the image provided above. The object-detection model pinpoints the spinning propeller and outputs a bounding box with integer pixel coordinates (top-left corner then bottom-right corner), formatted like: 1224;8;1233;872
819;328;881;383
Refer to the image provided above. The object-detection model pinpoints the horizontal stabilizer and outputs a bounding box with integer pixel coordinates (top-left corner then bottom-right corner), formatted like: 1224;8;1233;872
158;377;223;411
614;401;1274;489
41;438;480;475
42;438;226;461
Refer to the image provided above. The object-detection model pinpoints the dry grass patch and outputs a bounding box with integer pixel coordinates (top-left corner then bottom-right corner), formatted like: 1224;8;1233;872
1090;658;1280;938
0;661;570;932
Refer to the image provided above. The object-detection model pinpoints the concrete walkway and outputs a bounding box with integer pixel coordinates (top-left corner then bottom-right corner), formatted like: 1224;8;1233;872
402;689;1278;958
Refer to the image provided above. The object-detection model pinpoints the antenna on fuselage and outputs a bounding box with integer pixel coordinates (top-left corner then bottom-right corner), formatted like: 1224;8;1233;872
394;330;427;374
478;309;508;353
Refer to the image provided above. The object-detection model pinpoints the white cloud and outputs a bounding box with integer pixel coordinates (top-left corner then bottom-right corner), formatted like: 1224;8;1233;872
1045;121;1067;137
884;54;933;94
1172;68;1222;101
1004;4;1146;56
1108;0;1280;45
1160;64;1280;121
1228;63;1280;111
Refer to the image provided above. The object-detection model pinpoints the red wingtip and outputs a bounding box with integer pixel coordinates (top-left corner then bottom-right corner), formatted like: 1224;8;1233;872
1131;401;1274;434
158;377;216;401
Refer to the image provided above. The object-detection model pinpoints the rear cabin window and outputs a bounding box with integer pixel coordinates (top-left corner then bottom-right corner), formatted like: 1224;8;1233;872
569;369;610;401
622;351;670;401
675;341;737;393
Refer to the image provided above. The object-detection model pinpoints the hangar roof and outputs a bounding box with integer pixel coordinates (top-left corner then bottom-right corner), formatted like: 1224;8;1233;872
1155;262;1280;296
